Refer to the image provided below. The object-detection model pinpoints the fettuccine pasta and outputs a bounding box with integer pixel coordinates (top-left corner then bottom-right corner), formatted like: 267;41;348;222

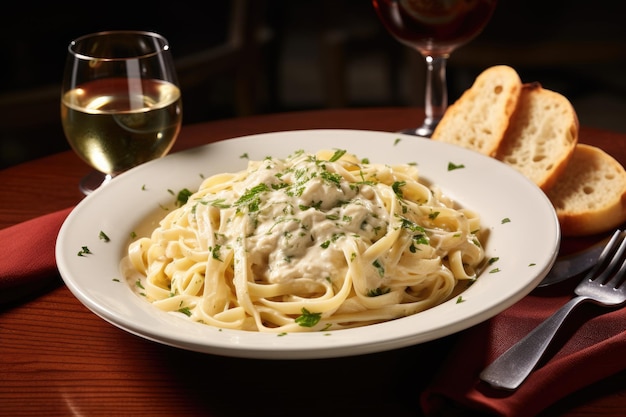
124;149;484;332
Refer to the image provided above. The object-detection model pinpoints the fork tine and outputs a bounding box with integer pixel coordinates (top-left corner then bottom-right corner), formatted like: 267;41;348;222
590;232;626;284
584;230;625;283
605;246;626;289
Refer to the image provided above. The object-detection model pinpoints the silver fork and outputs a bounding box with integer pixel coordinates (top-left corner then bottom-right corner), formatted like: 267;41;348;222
479;230;626;390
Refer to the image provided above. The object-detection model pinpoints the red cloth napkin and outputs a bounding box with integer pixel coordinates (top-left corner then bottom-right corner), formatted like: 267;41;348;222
0;207;73;303
421;281;626;417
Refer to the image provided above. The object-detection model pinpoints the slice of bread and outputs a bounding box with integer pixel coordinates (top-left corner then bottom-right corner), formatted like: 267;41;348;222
431;65;522;156
431;64;625;236
495;82;579;191
547;144;626;236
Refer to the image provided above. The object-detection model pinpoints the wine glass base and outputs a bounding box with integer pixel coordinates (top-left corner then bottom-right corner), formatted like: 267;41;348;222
398;118;441;138
79;171;113;195
398;126;435;138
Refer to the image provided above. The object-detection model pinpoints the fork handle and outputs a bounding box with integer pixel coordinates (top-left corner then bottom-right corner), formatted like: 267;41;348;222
479;295;589;390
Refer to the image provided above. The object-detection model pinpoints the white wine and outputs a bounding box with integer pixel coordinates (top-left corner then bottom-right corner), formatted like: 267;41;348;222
61;78;182;175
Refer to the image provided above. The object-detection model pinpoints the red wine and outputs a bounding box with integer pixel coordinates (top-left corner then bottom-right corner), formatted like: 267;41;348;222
373;0;497;55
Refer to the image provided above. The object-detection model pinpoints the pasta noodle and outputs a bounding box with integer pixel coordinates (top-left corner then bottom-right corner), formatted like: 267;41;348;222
124;149;485;332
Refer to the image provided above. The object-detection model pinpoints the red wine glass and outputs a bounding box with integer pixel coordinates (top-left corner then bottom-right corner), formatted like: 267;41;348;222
372;0;498;137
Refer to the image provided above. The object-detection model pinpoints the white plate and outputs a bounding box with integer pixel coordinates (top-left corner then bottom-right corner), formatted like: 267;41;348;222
56;129;560;359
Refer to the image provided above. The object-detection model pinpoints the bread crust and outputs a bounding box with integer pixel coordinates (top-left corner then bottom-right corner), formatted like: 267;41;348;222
495;82;579;191
547;144;626;236
431;65;521;156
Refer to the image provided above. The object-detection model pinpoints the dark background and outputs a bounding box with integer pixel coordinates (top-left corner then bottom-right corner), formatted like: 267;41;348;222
1;0;625;170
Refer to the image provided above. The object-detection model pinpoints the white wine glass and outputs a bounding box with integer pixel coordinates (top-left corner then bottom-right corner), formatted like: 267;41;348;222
372;0;497;137
61;30;182;194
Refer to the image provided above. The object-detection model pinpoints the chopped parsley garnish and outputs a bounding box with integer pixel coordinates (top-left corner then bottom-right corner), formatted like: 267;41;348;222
328;149;347;162
320;171;342;187
320;232;345;249
299;201;322;211
233;183;271;214
410;234;429;252
295;307;322;327
210;245;223;261
99;231;110;242
235;183;269;207
428;211;440;220
176;188;193;207
447;162;465;171
372;259;385;277
77;246;91;257
392;181;406;198
501;218;511;224
178;307;192;317
401;218;427;237
367;287;390;297
202;198;231;209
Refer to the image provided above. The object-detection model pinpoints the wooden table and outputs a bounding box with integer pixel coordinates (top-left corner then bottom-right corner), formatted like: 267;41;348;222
1;108;625;416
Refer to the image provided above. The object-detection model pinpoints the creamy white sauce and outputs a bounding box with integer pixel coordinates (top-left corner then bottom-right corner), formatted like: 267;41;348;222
208;154;390;286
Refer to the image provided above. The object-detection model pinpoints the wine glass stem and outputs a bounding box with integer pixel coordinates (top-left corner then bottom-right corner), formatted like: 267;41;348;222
416;54;448;138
